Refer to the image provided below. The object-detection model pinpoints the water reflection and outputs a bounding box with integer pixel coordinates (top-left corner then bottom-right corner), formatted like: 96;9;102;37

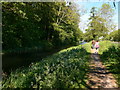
2;53;42;73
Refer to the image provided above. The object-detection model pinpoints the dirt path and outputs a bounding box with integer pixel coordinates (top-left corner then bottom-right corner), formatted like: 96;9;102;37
87;49;118;88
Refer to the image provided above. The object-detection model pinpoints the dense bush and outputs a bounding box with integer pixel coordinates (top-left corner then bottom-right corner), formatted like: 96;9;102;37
2;45;90;88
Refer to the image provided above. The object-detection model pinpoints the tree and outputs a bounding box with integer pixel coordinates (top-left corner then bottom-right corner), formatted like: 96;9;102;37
98;3;115;32
85;7;108;41
85;3;116;41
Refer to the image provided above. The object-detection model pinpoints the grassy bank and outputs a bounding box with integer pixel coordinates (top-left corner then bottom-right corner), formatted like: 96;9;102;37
2;45;90;88
99;41;120;87
3;41;119;88
99;41;118;54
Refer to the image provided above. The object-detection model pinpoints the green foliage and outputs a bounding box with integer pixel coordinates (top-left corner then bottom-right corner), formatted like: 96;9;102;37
99;3;114;21
85;7;108;41
3;41;53;54
2;45;90;88
101;45;120;87
2;2;83;53
106;29;120;41
98;3;115;32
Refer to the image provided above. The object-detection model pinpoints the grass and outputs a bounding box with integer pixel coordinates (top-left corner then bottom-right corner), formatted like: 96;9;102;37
2;45;91;88
99;40;117;54
82;42;91;53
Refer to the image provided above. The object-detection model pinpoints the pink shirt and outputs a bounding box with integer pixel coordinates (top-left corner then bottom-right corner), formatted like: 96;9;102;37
95;42;99;48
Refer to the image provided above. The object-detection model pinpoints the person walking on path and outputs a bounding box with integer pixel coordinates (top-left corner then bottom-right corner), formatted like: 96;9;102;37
95;40;100;53
91;40;96;49
91;40;96;53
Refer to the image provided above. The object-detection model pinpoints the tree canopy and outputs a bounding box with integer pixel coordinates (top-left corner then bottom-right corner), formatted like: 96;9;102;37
2;2;83;51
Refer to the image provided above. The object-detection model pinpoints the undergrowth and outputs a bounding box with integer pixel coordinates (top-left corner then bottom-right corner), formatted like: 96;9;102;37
2;45;90;88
